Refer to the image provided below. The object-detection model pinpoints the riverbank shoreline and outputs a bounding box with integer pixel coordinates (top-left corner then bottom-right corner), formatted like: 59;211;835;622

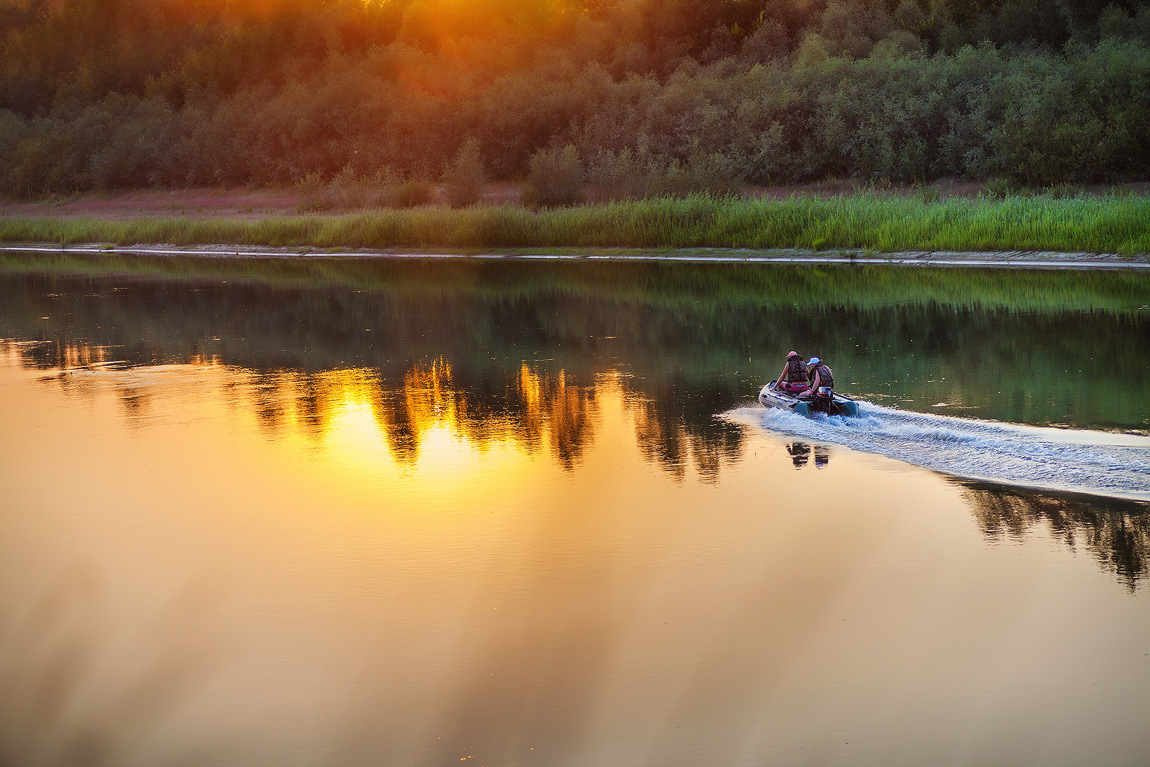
3;195;1148;257
3;243;1148;270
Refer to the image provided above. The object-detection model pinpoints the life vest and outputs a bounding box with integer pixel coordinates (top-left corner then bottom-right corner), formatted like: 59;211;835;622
784;357;807;383
812;363;834;390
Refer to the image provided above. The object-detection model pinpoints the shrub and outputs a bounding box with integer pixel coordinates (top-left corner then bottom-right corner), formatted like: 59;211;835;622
585;147;741;201
296;165;364;211
522;144;583;208
983;178;1016;199
442;137;486;208
390;179;436;208
915;184;941;203
585;147;649;201
294;171;325;198
646;150;741;198
296;165;412;212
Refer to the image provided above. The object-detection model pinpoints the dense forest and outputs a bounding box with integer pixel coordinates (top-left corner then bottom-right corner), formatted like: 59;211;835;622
1;0;1149;197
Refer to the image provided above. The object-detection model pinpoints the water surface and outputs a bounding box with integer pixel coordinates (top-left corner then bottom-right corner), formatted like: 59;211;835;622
1;254;1148;766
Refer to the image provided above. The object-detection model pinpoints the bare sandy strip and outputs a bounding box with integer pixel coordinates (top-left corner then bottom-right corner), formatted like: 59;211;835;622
1;243;1148;269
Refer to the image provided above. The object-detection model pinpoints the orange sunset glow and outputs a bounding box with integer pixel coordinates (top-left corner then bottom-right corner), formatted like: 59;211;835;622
3;0;1150;762
3;0;1145;190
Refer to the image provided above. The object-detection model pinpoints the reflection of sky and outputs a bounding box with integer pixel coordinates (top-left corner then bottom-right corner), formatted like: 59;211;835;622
2;348;1150;767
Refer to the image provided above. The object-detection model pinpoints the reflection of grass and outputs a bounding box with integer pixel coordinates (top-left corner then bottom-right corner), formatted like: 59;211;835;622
1;250;1147;315
2;194;1149;254
2;257;1147;431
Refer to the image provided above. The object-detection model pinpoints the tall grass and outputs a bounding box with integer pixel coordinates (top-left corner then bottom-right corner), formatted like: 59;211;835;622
2;194;1148;255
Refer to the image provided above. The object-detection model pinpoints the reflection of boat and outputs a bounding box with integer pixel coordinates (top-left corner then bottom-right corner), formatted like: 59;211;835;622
786;442;831;468
759;381;859;418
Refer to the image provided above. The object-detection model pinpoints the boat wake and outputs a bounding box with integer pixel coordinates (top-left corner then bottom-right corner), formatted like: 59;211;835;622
726;401;1150;501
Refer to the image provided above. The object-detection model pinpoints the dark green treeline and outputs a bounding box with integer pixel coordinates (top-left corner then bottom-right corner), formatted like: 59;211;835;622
2;0;1149;195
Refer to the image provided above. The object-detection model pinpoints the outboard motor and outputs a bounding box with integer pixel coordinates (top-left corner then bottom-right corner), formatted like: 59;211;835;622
810;385;834;414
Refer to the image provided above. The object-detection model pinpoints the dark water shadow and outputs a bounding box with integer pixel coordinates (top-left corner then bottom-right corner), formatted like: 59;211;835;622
957;480;1150;592
1;259;1147;433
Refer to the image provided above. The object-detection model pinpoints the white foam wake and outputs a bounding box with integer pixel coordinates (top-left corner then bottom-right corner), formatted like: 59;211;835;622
726;402;1150;500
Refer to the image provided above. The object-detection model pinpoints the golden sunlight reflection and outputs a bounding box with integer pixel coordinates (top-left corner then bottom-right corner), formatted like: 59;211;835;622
288;359;599;480
2;337;735;483
3;345;1150;767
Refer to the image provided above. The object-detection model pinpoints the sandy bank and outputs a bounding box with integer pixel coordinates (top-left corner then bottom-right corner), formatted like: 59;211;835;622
3;243;1148;270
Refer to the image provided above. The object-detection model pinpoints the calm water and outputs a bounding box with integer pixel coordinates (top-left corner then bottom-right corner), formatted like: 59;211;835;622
2;254;1149;767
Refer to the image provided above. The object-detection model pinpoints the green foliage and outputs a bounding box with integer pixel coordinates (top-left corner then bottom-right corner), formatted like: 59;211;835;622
915;184;941;204
391;179;436;209
295;165;436;211
294;171;325;198
0;1;1148;194
442;138;486;208
586;147;740;201
522;145;584;208
983;178;1017;199
298;165;396;211
585;148;650;201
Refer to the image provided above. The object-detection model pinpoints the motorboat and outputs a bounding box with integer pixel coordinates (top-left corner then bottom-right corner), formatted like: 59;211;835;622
758;381;859;418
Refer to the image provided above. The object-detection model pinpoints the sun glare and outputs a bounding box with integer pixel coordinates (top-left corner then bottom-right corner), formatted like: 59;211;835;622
306;362;538;494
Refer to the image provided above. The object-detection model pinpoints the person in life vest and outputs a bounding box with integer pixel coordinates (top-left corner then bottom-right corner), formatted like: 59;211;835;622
804;356;835;409
775;350;810;393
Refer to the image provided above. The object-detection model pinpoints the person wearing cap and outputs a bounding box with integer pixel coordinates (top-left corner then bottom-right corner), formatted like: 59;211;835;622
805;356;835;403
775;350;810;393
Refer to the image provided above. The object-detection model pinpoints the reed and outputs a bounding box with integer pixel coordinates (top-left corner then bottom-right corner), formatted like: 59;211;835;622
2;194;1148;255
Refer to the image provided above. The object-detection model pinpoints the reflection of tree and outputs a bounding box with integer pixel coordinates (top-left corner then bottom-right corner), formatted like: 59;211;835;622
115;385;150;424
373;361;596;469
629;381;743;483
6;260;1146;481
293;374;330;437
536;369;595;470
961;482;1150;592
17;339;115;371
250;371;286;436
633;397;688;480
15;341;731;480
689;424;743;482
3;264;1147;434
372;387;421;466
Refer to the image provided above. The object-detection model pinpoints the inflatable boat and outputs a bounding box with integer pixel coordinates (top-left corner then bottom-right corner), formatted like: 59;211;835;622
758;381;860;418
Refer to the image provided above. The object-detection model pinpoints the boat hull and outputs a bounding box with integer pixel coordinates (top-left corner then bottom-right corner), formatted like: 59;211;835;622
758;382;859;418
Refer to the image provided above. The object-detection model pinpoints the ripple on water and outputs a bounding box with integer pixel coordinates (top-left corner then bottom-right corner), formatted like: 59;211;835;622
726;402;1150;501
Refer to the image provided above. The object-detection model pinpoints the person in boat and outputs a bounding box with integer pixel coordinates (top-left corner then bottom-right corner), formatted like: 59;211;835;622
775;350;810;393
804;356;835;409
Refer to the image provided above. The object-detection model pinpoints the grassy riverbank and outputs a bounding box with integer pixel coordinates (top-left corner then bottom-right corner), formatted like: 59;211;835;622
3;194;1149;255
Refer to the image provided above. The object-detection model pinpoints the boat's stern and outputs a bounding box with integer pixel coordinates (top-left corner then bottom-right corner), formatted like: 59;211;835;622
761;382;859;418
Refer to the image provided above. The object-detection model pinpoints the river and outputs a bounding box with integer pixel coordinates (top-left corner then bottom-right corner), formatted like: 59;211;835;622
1;253;1148;766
